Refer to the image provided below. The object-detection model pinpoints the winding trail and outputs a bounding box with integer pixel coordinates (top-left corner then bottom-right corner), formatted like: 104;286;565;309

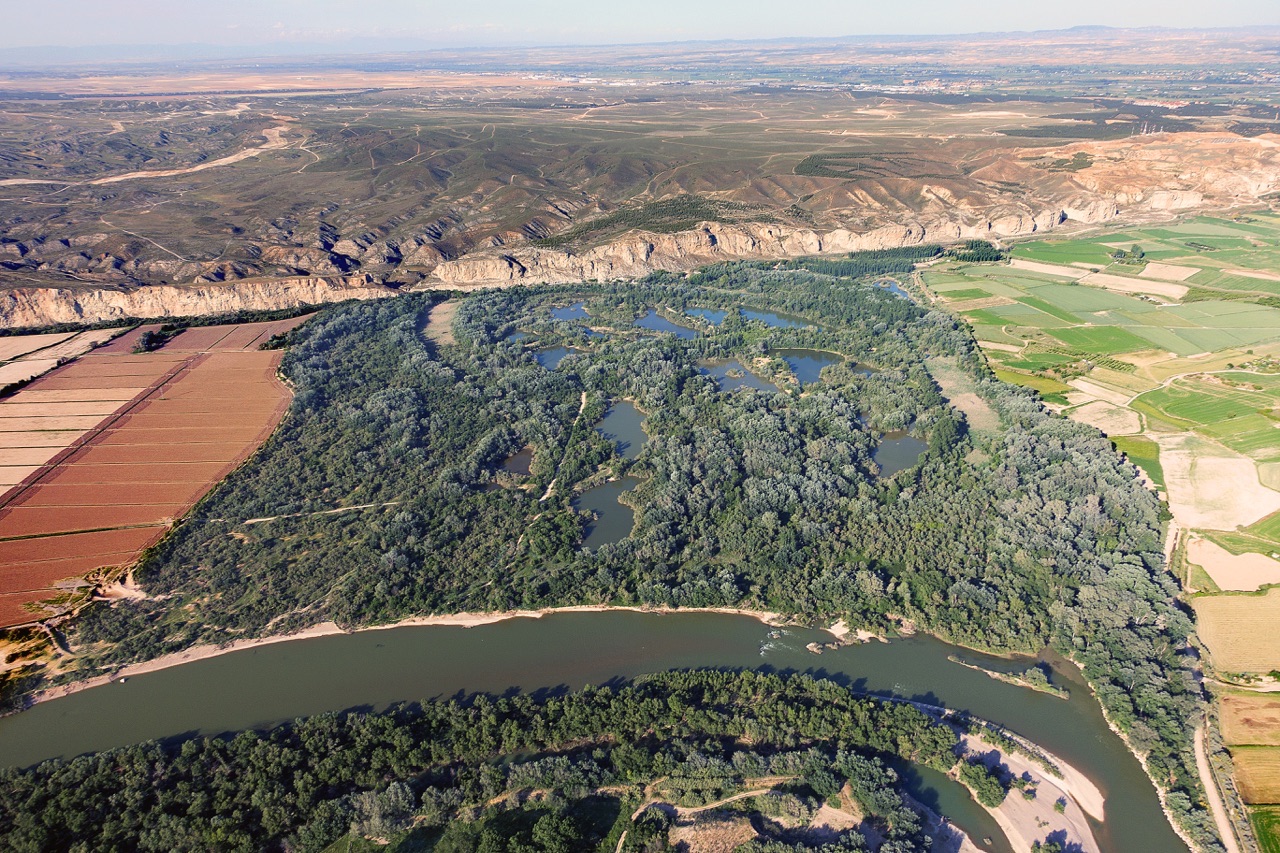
0;126;293;188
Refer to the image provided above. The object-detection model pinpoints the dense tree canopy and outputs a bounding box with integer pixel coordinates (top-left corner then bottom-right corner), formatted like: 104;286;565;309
50;258;1218;849
0;671;958;852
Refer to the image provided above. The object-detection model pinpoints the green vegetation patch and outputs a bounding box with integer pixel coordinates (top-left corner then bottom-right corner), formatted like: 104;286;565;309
48;257;1215;851
1046;326;1151;355
942;288;993;301
1111;436;1166;490
0;671;956;853
1252;806;1280;853
992;368;1073;395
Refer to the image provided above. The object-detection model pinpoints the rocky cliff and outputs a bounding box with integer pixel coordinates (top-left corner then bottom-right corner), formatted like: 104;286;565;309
0;276;395;329
429;207;1084;286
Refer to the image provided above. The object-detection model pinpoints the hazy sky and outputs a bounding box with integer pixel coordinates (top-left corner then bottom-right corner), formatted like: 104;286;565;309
10;0;1280;49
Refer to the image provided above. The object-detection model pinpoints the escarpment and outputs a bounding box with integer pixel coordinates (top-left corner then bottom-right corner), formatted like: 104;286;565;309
0;276;395;329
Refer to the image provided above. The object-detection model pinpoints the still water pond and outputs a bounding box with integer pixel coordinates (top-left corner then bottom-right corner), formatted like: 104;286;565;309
873;432;928;476
775;349;847;387
634;310;698;339
536;346;573;370
686;307;727;325
551;302;589;321
501;447;533;476
699;359;778;393
597;400;647;461
873;279;913;300
573;476;640;550
0;613;1184;853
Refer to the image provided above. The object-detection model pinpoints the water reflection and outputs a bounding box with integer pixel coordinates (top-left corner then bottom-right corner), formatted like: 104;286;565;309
574;476;639;550
634;309;698;339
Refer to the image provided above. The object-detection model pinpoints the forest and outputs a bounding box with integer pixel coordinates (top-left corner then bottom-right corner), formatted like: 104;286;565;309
50;254;1218;849
0;671;972;852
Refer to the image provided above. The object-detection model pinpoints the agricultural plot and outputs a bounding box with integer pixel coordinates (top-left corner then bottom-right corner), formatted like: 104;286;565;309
1230;747;1280;804
1223;694;1280;747
1193;589;1280;673
1250;807;1280;853
0;317;304;628
1111;436;1165;489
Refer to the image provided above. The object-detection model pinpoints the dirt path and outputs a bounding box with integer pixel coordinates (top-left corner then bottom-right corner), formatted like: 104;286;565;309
676;788;773;816
1195;726;1242;853
540;391;589;502
0;125;292;187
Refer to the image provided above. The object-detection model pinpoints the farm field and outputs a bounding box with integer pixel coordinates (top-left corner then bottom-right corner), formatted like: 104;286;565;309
1230;747;1280;805
926;213;1280;556
1253;807;1280;853
0;316;306;628
935;214;1280;852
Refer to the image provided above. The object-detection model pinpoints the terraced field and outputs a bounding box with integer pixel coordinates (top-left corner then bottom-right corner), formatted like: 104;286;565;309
0;317;307;628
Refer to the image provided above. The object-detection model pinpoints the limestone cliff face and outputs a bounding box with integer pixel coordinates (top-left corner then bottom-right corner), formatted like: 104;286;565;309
0;276;395;329
430;207;1083;286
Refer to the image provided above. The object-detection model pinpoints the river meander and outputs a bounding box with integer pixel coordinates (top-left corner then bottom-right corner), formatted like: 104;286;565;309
0;612;1184;852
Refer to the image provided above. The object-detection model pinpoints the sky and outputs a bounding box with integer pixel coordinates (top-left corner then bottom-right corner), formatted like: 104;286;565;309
7;0;1280;50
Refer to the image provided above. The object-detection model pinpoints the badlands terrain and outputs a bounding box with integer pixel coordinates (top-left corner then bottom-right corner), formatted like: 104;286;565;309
1;32;1280;324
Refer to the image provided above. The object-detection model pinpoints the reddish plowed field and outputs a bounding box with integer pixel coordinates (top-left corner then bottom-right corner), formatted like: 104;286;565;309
0;322;300;627
0;402;124;418
0;431;87;448
1;560;123;592
0;591;59;626
20;482;209;507
89;325;163;355
129;397;281;416
30;375;171;391
68;442;252;465
0;528;165;565
43;361;183;378
37;462;232;485
0;416;106;432
162;327;235;350
0;504;189;536
0;448;58;467
94;427;267;446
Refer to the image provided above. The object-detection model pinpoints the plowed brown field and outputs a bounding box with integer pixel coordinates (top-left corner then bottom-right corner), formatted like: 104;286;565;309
0;317;305;627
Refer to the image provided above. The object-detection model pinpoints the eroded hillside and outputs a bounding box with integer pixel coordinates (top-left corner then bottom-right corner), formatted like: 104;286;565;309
2;80;1279;324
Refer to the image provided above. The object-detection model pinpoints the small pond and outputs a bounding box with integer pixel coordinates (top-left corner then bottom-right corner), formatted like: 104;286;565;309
634;309;698;339
501;447;533;476
598;401;647;460
551;302;589;321
774;349;847;387
699;359;778;393
873;279;913;300
535;347;573;370
873;432;928;477
686;307;728;326
573;476;640;550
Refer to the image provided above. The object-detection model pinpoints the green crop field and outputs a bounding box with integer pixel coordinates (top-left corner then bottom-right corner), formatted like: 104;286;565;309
1011;239;1114;266
1111;435;1166;489
1048;326;1154;354
940;288;991;300
1252;806;1280;853
992;367;1073;394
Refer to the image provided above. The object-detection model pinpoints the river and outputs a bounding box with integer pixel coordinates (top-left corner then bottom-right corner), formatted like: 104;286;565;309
0;612;1184;852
